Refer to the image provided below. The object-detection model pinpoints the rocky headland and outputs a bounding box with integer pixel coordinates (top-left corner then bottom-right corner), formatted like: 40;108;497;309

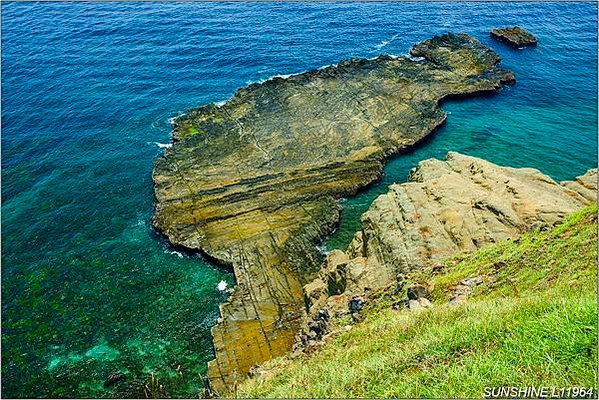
304;152;597;321
490;26;538;48
152;33;516;393
240;196;598;398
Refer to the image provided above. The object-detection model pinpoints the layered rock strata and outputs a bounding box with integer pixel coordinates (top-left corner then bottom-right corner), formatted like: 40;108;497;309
305;152;597;316
490;26;538;47
152;34;515;393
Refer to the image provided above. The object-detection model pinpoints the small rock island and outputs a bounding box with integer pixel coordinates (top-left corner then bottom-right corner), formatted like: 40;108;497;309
491;26;538;47
152;33;515;394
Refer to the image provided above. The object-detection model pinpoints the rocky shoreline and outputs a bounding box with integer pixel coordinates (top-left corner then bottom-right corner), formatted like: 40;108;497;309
303;153;597;328
152;33;516;393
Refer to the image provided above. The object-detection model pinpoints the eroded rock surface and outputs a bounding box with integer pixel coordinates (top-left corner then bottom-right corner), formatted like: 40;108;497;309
152;34;515;393
490;26;538;47
305;152;597;316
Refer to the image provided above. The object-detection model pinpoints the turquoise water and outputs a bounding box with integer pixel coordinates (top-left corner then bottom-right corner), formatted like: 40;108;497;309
2;2;597;398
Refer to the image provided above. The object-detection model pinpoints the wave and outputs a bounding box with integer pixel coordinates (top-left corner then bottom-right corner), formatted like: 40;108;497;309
318;62;339;71
149;142;173;149
168;112;186;125
375;39;390;50
246;72;296;86
374;33;400;51
406;54;425;62
243;54;401;88
169;250;184;258
316;244;331;256
217;280;228;291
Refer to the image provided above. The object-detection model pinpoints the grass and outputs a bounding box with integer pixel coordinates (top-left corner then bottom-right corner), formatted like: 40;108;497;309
237;205;598;398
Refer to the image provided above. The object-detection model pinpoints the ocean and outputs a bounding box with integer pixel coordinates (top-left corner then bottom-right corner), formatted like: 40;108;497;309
2;2;597;398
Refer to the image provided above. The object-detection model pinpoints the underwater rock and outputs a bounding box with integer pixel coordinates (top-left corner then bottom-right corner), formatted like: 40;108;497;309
152;33;515;393
104;372;125;387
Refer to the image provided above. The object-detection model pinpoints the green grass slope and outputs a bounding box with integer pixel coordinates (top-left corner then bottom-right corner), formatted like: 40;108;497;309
238;205;598;398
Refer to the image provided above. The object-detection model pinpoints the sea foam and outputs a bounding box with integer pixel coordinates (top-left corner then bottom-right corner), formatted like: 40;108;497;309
151;142;173;149
374;33;400;50
170;250;184;258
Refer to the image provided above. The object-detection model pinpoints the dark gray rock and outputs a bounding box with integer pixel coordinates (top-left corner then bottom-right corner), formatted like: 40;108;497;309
407;284;430;300
349;296;366;314
104;372;125;387
490;27;537;48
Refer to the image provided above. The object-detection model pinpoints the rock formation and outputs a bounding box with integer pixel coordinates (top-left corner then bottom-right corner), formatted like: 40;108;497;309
152;34;515;393
490;26;538;47
304;152;597;316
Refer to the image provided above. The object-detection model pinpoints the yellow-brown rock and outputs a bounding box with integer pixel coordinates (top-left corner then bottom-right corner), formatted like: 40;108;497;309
152;33;515;394
310;153;597;305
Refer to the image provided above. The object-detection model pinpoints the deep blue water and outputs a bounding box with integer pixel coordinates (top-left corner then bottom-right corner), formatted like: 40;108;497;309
2;2;597;398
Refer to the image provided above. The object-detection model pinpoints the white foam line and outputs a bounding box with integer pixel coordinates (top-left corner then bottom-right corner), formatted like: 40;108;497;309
374;33;401;51
169;250;184;258
168;112;186;125
149;141;173;149
245;54;397;87
318;62;339;70
246;72;299;86
316;244;331;256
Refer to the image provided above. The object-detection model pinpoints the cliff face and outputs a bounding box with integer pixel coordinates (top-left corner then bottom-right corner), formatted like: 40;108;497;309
305;152;597;316
152;34;515;393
